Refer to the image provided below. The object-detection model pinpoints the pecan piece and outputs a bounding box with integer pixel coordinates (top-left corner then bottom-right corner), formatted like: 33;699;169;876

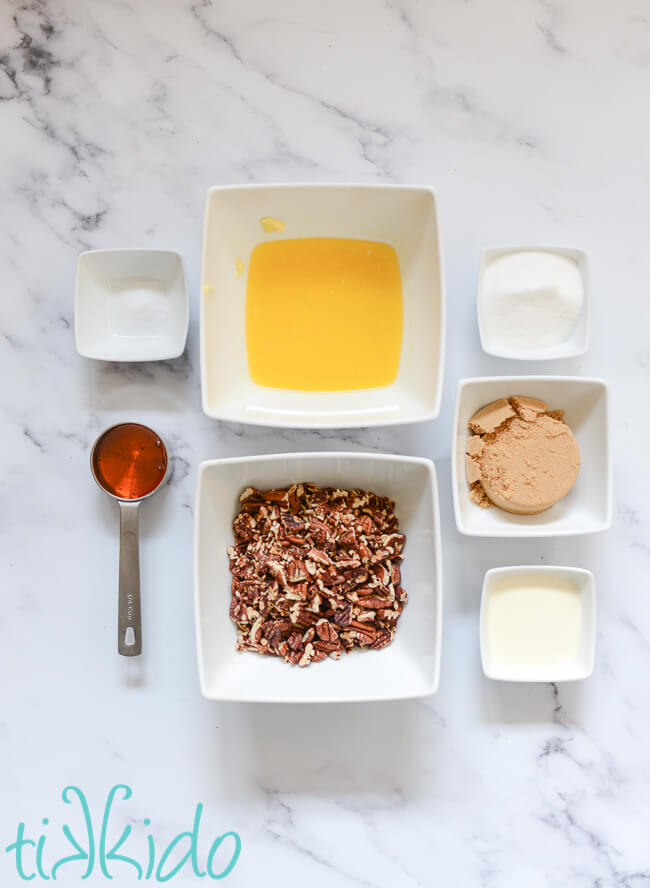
333;603;353;627
315;619;339;643
263;489;290;503
343;566;368;586
308;547;331;565
286;560;308;583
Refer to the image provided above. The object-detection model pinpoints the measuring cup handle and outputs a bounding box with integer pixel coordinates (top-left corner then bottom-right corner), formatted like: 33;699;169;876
117;501;142;656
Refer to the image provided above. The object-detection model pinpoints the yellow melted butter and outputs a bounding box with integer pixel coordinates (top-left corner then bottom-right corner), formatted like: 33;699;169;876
245;237;403;392
260;216;285;233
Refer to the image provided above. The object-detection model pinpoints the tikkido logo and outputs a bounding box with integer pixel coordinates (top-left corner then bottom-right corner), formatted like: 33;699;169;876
5;785;241;882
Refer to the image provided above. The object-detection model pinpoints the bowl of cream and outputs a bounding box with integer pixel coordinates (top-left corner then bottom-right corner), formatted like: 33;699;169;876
477;246;589;360
480;565;596;682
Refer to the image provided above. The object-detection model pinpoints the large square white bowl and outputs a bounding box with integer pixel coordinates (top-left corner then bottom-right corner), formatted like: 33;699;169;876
477;246;589;360
452;377;612;537
75;249;189;361
480;565;596;682
199;184;445;428
194;453;442;702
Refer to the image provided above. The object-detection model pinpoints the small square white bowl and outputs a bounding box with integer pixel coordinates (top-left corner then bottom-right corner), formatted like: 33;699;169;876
200;183;445;428
477;246;589;360
480;565;596;682
194;452;442;702
452;376;612;537
75;249;189;361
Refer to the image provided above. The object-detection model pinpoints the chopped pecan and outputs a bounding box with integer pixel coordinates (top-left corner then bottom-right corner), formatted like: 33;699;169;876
283;513;306;531
343;566;368;585
288;632;302;651
371;628;393;650
286;560;308;582
315;619;338;643
357;514;374;534
333;603;353;627
308;547;331;565
228;483;407;667
313;640;341;654
263;489;290;503
310;648;329;663
308;517;330;542
298;643;315;667
338;529;356;549
356;596;392;610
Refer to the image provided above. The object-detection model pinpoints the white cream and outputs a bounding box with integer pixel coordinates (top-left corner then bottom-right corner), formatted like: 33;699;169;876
483;574;583;677
481;250;583;353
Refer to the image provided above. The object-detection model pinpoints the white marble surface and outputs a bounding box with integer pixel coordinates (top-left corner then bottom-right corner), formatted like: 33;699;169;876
1;1;649;884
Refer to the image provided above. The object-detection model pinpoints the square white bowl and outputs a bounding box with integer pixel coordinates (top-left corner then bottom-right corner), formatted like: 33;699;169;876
194;452;442;702
75;249;189;361
480;565;596;682
452;376;612;537
477;246;589;360
199;183;445;428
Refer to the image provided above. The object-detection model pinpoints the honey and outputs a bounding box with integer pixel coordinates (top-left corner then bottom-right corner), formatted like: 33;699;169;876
91;423;168;500
245;237;403;392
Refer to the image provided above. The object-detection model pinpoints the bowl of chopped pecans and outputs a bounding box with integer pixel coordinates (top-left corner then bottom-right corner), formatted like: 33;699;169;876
194;452;442;702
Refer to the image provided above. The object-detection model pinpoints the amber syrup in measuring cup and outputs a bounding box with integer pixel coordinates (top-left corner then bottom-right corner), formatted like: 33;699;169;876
91;423;168;501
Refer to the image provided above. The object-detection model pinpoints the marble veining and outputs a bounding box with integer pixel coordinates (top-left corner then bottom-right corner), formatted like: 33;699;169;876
1;0;649;885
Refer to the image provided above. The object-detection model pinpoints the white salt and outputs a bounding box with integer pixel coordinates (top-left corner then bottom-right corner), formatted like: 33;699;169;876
481;251;584;354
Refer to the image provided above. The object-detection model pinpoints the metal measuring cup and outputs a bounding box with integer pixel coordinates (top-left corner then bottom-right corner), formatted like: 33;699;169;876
90;423;170;656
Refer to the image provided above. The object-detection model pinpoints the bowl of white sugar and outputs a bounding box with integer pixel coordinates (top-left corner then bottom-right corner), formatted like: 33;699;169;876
477;246;589;360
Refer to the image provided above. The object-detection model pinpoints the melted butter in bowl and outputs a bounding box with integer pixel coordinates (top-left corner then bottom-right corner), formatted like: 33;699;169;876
245;237;403;392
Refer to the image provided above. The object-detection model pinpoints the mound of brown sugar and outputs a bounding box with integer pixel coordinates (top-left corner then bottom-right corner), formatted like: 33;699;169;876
466;396;580;515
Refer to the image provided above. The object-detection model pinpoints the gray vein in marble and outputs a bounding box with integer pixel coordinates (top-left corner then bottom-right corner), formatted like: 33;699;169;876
413;697;446;729
0;1;60;98
538;735;571;759
385;0;441;67
263;792;380;888
211;420;397;455
618;502;650;560
363;833;424;888
158;348;194;379
536;0;568;55
190;0;245;66
169;454;191;486
2;332;23;350
187;4;395;177
536;23;565;55
617;613;650;656
539;796;650;887
276;428;395;454
55;428;91;450
100;361;159;381
262;73;395;178
549;682;569;728
23;424;45;452
0;11;112;251
425;86;540;151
